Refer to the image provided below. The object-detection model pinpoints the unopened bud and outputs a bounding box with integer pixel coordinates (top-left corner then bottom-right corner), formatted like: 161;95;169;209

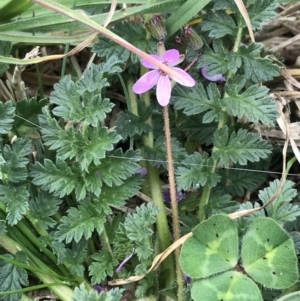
182;25;203;51
145;15;167;41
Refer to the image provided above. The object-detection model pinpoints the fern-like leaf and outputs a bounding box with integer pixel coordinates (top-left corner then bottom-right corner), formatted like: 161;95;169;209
212;126;272;167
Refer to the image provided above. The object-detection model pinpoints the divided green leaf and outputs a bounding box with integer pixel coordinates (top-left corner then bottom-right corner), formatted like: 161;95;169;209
176;152;221;190
212;126;272;167
0;101;15;134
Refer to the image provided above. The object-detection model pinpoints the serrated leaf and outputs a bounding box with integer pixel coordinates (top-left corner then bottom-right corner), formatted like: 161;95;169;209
30;159;80;198
100;174;143;207
181;114;217;146
224;76;277;125
197;40;228;75
172;83;224;123
247;0;278;31
201;10;238;38
176;152;221;190
115;111;152;138
65;240;87;277
0;100;15;134
89;251;118;284
73;283;123;301
55;201;106;243
238;43;281;83
212;126;272;167
180;215;238;279
205;192;239;215
0;185;28;225
39;108;121;171
123;203;159;260
0;254;29;301
217;166;266;197
259;180;300;224
99;149;141;186
93;22;156;64
14;97;48;131
49;75;113;125
144;136;187;169
191;271;262;301
1;138;31;183
29;191;61;230
242;217;298;289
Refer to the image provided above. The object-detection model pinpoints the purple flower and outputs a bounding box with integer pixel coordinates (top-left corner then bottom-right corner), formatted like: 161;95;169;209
116;248;135;273
133;49;195;107
93;285;103;293
163;189;185;203
201;65;226;82
134;167;148;177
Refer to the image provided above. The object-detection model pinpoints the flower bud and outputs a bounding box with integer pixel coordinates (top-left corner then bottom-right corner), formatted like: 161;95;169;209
145;15;167;41
182;25;203;51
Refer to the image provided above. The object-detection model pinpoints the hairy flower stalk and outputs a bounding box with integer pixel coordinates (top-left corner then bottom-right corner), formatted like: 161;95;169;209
133;48;195;300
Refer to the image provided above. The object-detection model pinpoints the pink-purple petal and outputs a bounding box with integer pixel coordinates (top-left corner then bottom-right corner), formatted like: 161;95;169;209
141;54;162;69
201;66;226;82
162;49;180;65
170;67;195;87
156;75;171;106
132;70;160;94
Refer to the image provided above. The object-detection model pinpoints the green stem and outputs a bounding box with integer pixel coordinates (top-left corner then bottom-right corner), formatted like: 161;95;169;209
0;235;75;301
197;25;243;221
140;73;175;286
163;106;183;300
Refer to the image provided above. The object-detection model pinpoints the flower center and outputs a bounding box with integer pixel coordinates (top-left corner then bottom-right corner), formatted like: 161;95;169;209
159;62;168;76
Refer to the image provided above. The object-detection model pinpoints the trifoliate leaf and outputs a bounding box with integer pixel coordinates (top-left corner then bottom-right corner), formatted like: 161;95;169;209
55;200;106;243
201;10;238;38
172;83;224;123
29;191;61;230
73;283;123;301
247;0;278;31
259;180;300;225
98;149;141;186
30;159;80;198
212;126;272;167
89;251;118;284
0;185;28;225
237;43;281;83
144;136;187;169
0;101;15;134
176;152;221;190
93;22;156;64
197;40;228;75
242;217;298;289
49;75;113;125
224;76;277;125
0;254;29;301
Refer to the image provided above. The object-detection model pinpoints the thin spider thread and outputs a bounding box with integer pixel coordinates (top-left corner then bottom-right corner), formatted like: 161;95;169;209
13;114;300;178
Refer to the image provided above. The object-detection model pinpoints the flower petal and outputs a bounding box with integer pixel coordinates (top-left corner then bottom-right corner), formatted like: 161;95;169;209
132;70;160;94
156;75;171;106
116;248;135;273
170;67;195;87
162;49;180;65
201;66;226;82
141;54;161;69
